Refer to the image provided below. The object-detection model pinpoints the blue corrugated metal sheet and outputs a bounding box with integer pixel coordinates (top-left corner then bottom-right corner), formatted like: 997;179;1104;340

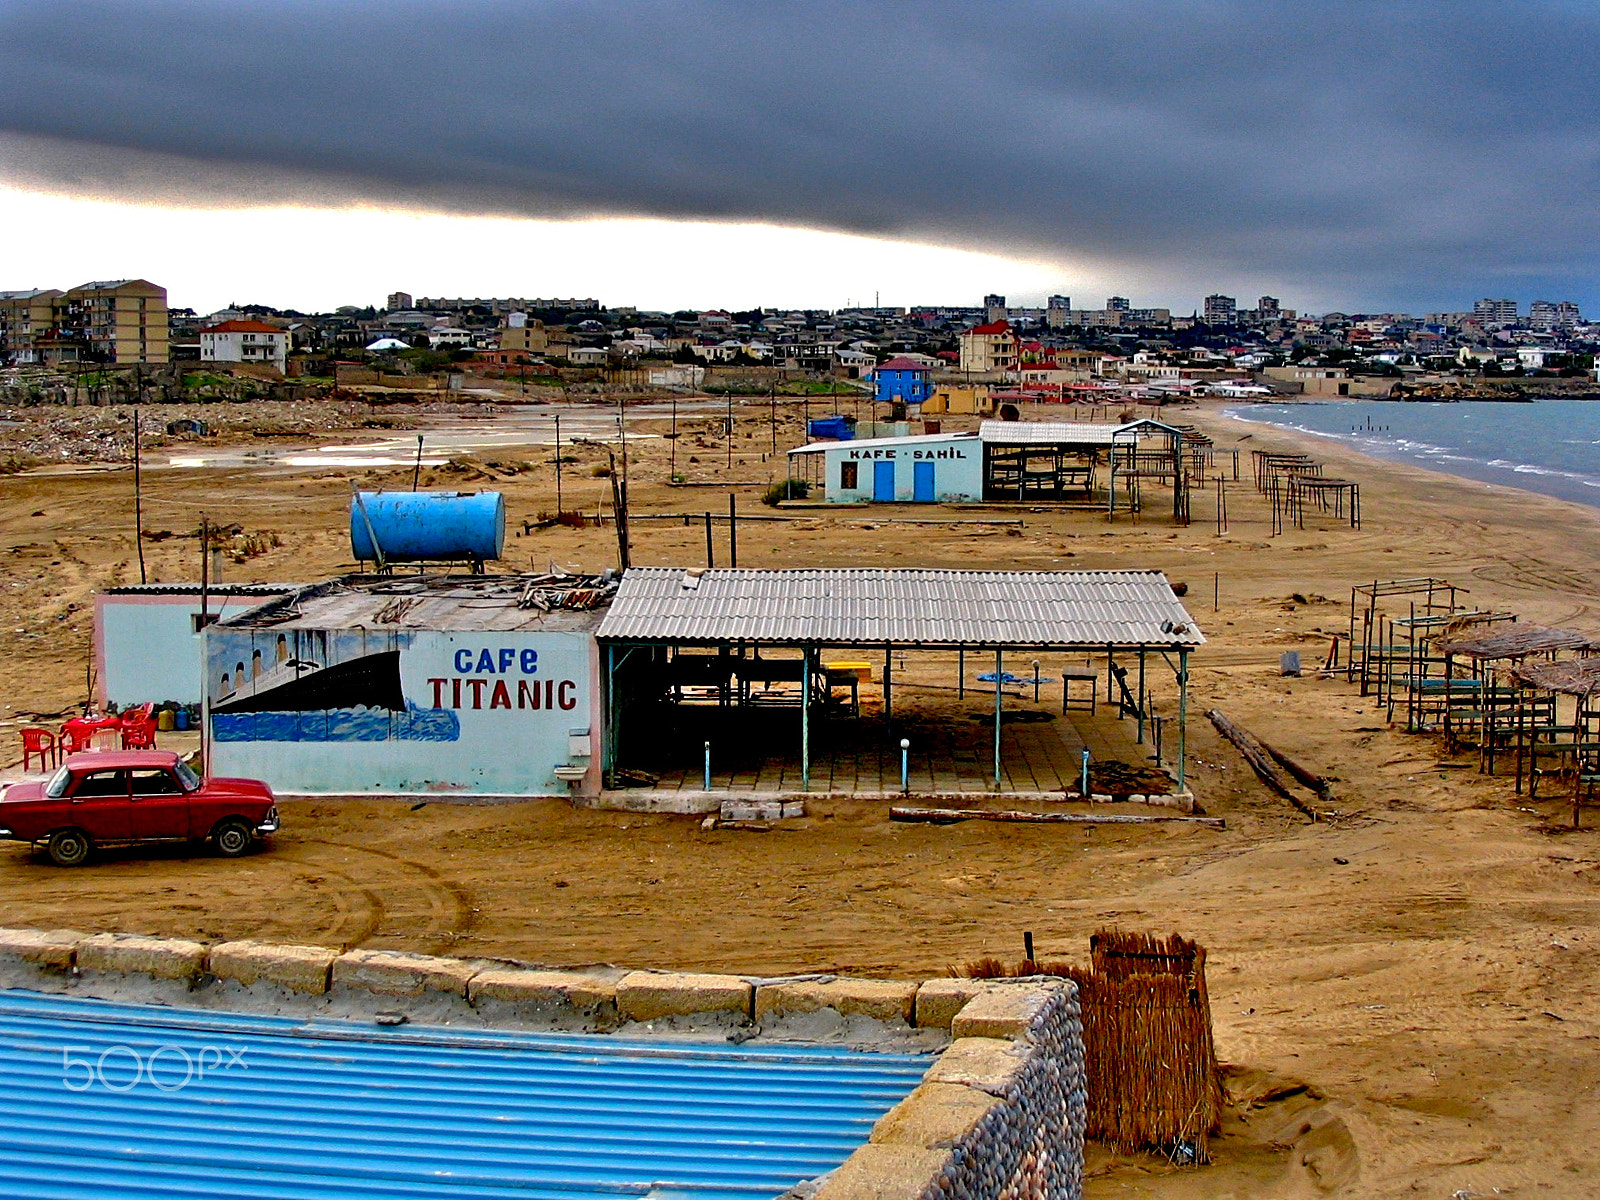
0;989;930;1199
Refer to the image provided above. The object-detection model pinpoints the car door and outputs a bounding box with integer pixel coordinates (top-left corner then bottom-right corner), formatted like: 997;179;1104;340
65;769;132;841
129;768;189;840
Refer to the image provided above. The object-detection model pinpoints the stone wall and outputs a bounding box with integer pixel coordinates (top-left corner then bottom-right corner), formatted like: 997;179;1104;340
816;980;1087;1200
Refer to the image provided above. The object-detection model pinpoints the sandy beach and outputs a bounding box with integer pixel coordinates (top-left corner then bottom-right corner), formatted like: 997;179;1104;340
2;394;1600;1195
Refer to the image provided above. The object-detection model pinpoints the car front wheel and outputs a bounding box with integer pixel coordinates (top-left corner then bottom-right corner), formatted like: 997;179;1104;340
213;818;253;858
47;829;91;868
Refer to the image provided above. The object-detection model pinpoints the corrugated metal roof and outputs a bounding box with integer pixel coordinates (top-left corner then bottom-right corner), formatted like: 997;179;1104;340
597;568;1204;648
979;420;1134;446
0;988;929;1199
788;431;978;456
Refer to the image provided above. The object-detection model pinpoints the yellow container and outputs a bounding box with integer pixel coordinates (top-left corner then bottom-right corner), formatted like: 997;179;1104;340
824;660;873;682
156;709;176;732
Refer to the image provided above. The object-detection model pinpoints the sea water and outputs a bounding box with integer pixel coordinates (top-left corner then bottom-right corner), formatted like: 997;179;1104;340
1227;399;1600;510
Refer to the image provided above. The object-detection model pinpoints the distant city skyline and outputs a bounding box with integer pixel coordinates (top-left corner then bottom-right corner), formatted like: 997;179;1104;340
6;4;1600;316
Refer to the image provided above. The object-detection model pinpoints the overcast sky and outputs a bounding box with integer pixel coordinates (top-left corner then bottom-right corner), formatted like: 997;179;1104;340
3;1;1598;316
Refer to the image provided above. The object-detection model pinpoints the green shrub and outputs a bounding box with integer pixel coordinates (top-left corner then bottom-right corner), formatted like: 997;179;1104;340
761;479;811;506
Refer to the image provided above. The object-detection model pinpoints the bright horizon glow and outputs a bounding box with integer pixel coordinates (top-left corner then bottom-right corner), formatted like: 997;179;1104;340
0;186;1096;315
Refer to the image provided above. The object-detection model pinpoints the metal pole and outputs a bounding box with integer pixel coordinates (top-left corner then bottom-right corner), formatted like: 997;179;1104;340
728;493;737;567
413;434;424;491
705;512;714;567
958;648;964;699
900;738;910;793
704;740;712;791
605;643;616;772
554;414;563;514
994;648;1004;788
1080;748;1090;797
801;651;811;791
1032;659;1041;703
670;391;678;478
1177;647;1189;792
884;645;893;727
133;406;145;583
1137;647;1146;743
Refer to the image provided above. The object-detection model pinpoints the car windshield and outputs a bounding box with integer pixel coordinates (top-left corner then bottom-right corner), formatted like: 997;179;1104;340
174;760;202;792
44;767;71;798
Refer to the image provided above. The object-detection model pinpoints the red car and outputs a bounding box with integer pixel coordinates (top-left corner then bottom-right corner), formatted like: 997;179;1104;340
0;750;279;867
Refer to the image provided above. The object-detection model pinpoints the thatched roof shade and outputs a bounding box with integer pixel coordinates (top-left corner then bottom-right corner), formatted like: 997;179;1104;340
1433;625;1600;660
1510;657;1600;697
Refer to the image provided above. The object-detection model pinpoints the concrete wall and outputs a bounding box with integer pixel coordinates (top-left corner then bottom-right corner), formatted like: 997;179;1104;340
205;627;601;796
822;435;984;503
94;591;290;708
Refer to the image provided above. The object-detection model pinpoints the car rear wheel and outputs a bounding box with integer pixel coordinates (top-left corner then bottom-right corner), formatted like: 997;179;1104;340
213;818;254;858
47;829;91;868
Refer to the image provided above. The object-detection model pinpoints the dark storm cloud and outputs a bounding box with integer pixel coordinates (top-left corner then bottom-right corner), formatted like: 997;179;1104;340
3;0;1599;308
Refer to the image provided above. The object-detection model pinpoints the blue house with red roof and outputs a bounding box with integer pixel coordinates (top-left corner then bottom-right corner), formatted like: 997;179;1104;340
871;356;933;409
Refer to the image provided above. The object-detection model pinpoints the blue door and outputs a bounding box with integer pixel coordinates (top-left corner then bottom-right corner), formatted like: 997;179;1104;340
913;461;935;502
873;460;896;501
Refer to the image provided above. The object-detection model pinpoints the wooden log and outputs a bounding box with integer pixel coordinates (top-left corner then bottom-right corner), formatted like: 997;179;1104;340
1261;742;1334;802
889;806;1224;829
1206;709;1319;818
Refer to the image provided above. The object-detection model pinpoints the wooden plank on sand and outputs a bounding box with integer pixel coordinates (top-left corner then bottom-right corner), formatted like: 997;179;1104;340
889;806;1225;829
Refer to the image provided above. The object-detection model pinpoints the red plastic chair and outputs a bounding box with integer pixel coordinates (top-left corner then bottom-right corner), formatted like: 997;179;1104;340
121;720;157;750
20;727;56;772
57;724;96;756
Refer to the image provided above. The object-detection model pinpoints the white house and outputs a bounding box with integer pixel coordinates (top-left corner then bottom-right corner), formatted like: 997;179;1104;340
200;319;289;372
428;327;474;350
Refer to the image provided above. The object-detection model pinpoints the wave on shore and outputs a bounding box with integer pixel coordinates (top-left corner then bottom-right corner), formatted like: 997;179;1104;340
1225;400;1600;509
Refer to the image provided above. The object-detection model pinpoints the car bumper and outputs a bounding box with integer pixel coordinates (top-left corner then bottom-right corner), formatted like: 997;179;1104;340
0;827;12;838
255;808;279;835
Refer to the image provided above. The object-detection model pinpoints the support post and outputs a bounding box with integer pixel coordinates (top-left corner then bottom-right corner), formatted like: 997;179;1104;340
994;648;1004;788
884;645;893;727
1137;647;1147;743
801;650;811;791
958;647;964;699
1177;647;1189;793
728;493;738;568
605;643;616;774
705;512;714;567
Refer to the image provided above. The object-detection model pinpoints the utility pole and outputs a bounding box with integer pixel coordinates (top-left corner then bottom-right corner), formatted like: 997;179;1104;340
670;390;678;479
132;386;146;584
554;413;563;514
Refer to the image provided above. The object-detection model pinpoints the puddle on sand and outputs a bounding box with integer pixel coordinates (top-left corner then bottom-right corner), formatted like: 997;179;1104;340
155;403;696;470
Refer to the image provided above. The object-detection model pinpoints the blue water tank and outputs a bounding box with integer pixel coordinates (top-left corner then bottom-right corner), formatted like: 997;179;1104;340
350;491;506;564
808;416;854;441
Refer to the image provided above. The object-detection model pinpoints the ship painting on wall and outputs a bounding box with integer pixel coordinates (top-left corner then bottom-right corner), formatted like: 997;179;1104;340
209;630;459;743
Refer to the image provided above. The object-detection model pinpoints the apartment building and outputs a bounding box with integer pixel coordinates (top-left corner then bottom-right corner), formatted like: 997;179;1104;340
1474;297;1519;325
1529;300;1582;330
62;279;169;364
0;280;167;365
958;320;1019;374
0;289;63;364
1202;294;1237;324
